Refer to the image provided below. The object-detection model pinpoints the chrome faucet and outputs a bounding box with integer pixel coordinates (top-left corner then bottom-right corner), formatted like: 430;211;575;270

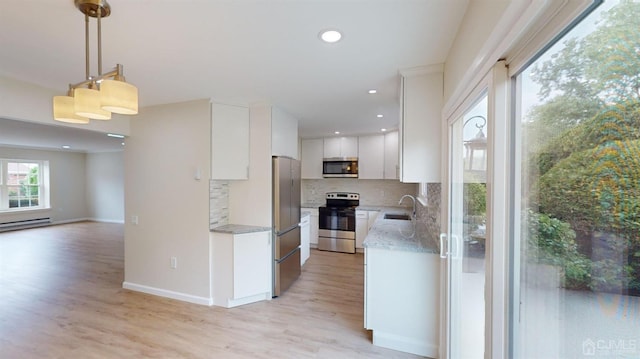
398;194;417;219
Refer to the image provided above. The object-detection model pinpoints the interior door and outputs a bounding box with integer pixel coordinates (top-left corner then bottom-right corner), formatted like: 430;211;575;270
445;95;488;358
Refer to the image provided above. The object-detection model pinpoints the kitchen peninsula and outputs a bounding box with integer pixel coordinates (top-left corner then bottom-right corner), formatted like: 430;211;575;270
363;209;440;358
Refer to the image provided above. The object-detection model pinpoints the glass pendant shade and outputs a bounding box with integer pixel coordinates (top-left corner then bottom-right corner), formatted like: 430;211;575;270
74;88;111;120
100;79;138;114
51;2;137;123
53;96;90;124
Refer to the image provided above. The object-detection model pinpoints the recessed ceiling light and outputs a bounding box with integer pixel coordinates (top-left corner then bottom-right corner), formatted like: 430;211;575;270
381;128;387;132
377;114;383;118
121;142;125;146
368;89;377;94
334;131;340;135
62;145;71;149
319;29;342;43
108;133;125;139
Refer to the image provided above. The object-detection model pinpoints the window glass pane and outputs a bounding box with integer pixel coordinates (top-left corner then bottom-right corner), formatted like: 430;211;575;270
448;95;488;358
515;1;640;357
6;162;40;209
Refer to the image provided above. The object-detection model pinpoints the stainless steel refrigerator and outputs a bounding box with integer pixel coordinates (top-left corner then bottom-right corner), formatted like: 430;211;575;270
272;156;301;297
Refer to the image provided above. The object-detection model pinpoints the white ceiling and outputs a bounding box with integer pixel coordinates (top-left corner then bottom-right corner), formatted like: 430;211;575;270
0;117;126;153
0;0;469;152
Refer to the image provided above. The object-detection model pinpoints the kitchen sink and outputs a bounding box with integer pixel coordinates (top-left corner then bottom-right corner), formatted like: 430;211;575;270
384;213;411;220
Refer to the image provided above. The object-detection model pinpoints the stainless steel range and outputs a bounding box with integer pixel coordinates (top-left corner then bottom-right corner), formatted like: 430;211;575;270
318;192;359;254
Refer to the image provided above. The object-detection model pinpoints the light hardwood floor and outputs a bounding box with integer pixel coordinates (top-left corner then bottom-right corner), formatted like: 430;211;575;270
0;222;422;358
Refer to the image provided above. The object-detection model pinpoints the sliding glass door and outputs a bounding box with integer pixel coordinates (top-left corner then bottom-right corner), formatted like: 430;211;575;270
445;95;488;358
511;1;640;357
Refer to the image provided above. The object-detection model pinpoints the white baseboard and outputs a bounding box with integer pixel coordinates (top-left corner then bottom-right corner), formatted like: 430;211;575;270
53;218;92;225
88;217;125;224
372;331;438;358
214;292;271;308
52;218;125;225
122;281;213;306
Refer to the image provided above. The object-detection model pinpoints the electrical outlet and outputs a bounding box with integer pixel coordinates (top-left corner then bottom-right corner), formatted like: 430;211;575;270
131;215;139;225
171;257;177;269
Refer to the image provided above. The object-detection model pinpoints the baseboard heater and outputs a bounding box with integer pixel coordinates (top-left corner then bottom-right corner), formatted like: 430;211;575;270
0;217;51;231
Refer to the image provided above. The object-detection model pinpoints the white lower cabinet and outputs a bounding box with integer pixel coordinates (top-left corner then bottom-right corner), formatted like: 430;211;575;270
300;214;311;265
211;230;272;308
364;247;440;358
356;210;379;250
367;211;379;230
356;210;368;249
303;207;319;247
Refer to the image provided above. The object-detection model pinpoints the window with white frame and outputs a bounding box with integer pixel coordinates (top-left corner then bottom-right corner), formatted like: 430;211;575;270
0;159;48;211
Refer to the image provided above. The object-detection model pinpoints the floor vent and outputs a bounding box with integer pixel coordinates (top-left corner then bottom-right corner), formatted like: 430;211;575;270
0;217;51;231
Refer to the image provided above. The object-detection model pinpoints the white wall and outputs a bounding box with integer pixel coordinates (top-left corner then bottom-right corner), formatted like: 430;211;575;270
123;99;211;303
0;75;131;135
86;151;124;223
228;105;273;227
0;146;88;223
443;1;509;106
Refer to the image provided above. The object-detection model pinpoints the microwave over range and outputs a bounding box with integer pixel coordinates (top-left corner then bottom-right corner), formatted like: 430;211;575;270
322;157;358;178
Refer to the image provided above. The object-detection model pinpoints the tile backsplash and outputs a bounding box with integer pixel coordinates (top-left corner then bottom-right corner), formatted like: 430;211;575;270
210;180;229;229
416;183;441;242
302;179;418;206
212;177;440;237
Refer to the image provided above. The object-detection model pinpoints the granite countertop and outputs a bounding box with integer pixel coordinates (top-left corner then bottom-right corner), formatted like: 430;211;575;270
356;205;406;212
301;203;322;208
363;208;440;254
211;224;272;234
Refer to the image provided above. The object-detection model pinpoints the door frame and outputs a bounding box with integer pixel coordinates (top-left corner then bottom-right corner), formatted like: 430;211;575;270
440;61;510;359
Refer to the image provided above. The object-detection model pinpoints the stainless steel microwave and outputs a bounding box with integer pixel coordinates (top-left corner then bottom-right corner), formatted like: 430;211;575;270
322;158;358;178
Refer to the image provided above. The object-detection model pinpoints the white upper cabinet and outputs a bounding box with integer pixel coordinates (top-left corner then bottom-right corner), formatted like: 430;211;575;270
271;107;299;159
399;67;443;183
301;139;324;179
384;131;399;180
358;135;385;179
211;102;250;180
323;137;358;158
341;137;359;158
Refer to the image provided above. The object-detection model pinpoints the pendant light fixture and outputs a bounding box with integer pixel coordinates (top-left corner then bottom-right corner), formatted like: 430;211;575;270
53;0;138;124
